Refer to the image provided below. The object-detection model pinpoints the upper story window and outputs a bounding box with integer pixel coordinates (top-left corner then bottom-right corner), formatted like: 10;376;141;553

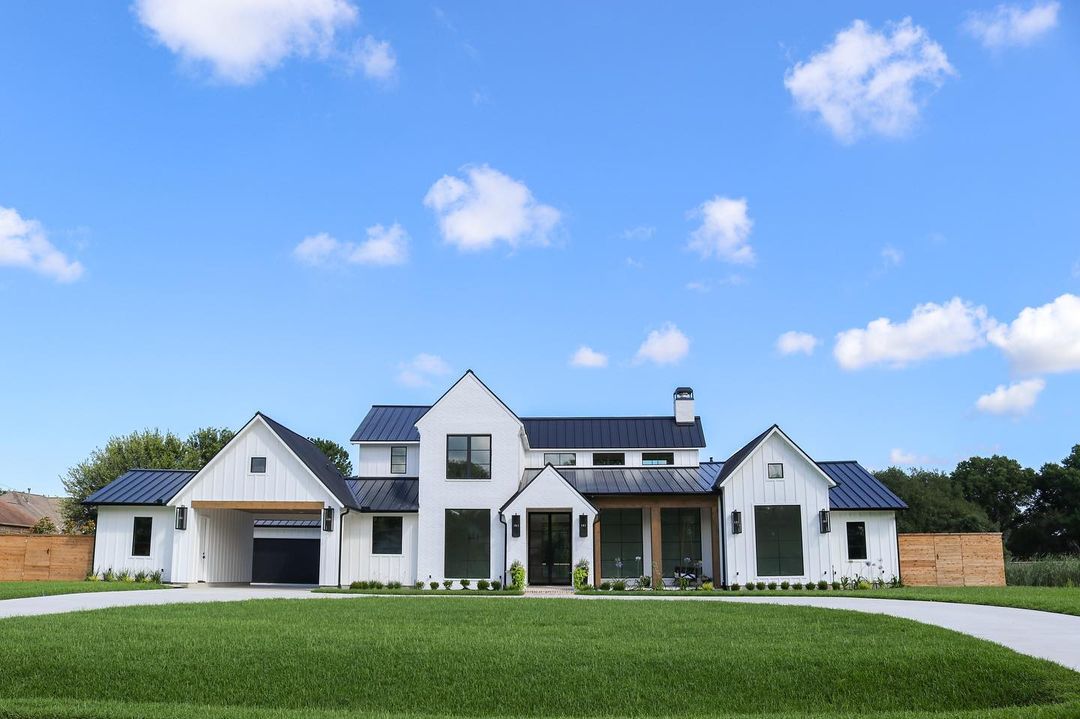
642;452;674;466
390;446;408;474
767;463;784;479
446;435;491;479
543;452;576;466
250;456;267;474
593;452;625;466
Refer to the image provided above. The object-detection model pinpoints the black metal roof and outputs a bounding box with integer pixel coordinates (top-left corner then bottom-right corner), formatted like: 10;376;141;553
352;405;706;449
83;469;197;506
346;478;419;512
522;464;722;495
820;462;908;511
258;413;360;510
712;425;775;486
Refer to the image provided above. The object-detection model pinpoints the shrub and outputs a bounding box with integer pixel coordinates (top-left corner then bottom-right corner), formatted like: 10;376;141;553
1006;555;1080;587
510;560;526;590
729;582;740;591
491;579;502;591
477;579;490;591
744;583;755;591
414;581;424;590
755;581;766;590
817;580;829;590
855;579;871;590
371;580;385;590
134;571;147;583
572;558;590;590
442;580;453;590
459;579;471;590
889;575;903;588
831;581;840;591
792;582;802;589
840;576;851;590
85;572;100;582
349;581;366;590
102;568;115;582
701;581;714;591
767;582;777;590
636;575;651;589
805;582;815;591
612;580;626;591
780;581;790;590
599;581;611;591
118;570;134;583
676;576;690;591
429;581;440;590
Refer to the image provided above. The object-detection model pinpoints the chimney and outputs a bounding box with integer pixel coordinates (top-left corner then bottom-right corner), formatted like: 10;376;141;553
673;387;695;425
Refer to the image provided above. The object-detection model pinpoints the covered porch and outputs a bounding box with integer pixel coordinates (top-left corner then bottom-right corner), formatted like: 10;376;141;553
591;495;721;588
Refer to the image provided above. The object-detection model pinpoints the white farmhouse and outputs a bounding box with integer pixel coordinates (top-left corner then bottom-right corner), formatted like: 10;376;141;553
86;371;905;588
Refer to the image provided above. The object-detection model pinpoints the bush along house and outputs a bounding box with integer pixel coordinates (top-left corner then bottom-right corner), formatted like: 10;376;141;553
85;371;906;588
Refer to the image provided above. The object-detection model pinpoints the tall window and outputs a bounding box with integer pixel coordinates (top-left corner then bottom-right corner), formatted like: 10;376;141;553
642;452;674;466
132;516;152;557
543;452;576;466
445;509;490;578
593;452;625;466
390;446;408;474
846;521;867;560
446;435;491;479
661;508;702;576
754;505;803;576
372;516;403;554
599;509;643;579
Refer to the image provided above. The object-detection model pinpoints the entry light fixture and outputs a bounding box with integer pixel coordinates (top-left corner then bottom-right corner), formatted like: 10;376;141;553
578;514;588;538
322;507;334;532
511;514;521;538
175;506;187;531
731;510;742;534
819;509;831;534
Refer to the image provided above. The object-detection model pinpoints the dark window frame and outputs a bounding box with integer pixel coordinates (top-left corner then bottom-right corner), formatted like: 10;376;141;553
446;435;492;480
593;452;625;466
599;508;643;579
754;505;804;577
642;452;675;466
660;508;703;577
767;462;784;479
543;452;577;466
444;509;490;578
390;445;408;474
372;516;404;555
250;456;267;474
846;521;868;560
131;516;152;557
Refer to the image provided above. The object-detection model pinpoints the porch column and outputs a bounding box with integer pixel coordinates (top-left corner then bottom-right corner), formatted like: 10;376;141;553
593;514;602;588
710;504;721;586
650;506;662;588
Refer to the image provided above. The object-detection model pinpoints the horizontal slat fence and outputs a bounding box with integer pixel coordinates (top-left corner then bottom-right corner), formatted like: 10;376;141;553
899;532;1005;587
0;535;94;581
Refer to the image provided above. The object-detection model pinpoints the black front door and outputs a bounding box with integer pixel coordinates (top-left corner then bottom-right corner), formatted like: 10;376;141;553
528;512;572;585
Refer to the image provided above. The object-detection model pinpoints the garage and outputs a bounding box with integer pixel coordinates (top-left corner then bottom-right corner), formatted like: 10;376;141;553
251;519;320;584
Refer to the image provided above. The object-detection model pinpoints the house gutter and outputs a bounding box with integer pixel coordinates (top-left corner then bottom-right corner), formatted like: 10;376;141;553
498;511;508;587
718;489;728;588
337;506;351;588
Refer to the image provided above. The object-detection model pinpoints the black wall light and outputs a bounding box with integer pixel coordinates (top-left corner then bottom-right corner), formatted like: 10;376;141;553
175;506;187;531
731;510;742;534
819;509;831;534
579;514;588;538
511;514;521;538
322;507;334;532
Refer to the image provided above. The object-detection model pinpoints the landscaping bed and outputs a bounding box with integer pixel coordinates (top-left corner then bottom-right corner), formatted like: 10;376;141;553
0;581;169;601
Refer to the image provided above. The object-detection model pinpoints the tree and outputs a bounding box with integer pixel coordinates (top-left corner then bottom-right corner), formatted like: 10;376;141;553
310;437;353;477
874;467;995;534
183;427;236;468
30;516;57;534
1009;445;1080;557
951;455;1035;537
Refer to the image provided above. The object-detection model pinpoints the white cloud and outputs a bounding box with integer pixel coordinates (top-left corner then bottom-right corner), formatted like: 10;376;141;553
351;35;397;81
890;448;933;466
635;323;690;365
881;245;904;267
964;2;1060;48
621;226;655;241
396;353;451;387
834;298;997;370
0;206;84;283
423;165;561;251
133;0;358;84
685;280;710;293
975;378;1046;416
777;331;820;356
688;196;754;264
624;257;644;269
784;17;954;143
293;223;408;267
569;346;608;368
987;294;1080;374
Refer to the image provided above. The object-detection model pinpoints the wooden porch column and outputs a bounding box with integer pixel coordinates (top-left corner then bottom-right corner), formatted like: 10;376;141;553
593;514;602;588
650;505;662;588
710;504;722;587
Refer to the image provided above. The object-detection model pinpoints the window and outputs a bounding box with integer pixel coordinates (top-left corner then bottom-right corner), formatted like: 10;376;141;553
390;446;408;474
250;456;267;474
593;452;625;466
642;452;674;466
754;505;803;576
767;463;784;479
446;435;491;479
543;452;576;466
661;508;702;576
372;516;403;554
846;521;867;560
131;516;152;557
600;509;643;579
444;509;490;578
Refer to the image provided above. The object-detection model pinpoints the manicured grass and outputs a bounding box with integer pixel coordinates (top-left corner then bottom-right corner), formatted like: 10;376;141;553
0;598;1078;718
0;581;168;601
833;586;1080;617
313;588;523;596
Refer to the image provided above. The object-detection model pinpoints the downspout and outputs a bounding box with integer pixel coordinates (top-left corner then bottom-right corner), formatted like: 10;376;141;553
337;506;351;589
719;489;728;588
498;511;508;587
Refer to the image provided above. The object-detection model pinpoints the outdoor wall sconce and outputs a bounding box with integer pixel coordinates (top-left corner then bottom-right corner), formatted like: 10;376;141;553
322;507;334;532
731;510;742;534
579;514;588;538
174;505;187;531
511;514;520;538
819;509;831;534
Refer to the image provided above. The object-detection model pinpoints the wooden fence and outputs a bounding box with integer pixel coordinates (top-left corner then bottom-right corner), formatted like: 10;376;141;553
0;535;94;581
899;532;1005;586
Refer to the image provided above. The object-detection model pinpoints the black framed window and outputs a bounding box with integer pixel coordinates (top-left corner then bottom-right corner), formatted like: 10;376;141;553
661;508;702;576
767;462;784;479
390;446;408;474
132;516;152;557
593;452;625;466
250;456;267;474
444;509;490;578
543;452;576;466
372;516;403;554
846;521;867;560
642;452;674;466
446;435;491;479
754;505;803;576
599;509;643;578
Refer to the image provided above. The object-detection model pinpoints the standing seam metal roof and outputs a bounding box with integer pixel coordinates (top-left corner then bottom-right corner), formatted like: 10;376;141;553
83;469;198;506
820;462;908;511
346;478;419;512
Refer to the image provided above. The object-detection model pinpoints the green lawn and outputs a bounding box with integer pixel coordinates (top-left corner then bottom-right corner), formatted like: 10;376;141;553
0;581;168;601
314;587;523;596
0;598;1077;719
831;586;1080;617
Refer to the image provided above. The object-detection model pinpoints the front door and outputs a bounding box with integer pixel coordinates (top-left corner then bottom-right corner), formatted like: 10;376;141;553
528;512;572;585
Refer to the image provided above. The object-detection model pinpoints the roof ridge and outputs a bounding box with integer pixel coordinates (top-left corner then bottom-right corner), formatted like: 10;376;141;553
520;415;697;420
125;467;196;472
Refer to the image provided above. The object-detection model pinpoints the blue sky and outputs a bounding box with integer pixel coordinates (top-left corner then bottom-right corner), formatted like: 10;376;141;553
1;2;1078;496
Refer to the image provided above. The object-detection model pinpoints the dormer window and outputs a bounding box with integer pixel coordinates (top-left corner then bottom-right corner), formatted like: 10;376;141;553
250;457;267;474
446;435;491;479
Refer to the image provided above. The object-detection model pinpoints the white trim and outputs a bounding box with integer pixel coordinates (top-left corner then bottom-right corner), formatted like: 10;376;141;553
720;427;836;489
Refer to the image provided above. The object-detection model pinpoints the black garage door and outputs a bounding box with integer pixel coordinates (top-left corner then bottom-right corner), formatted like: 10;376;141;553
252;538;319;584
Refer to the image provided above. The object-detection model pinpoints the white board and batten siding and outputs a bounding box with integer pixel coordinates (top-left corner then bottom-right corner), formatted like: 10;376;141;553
339;513;419;585
356;443;420;476
525;449;699;468
92;506;174;577
829;511;899;582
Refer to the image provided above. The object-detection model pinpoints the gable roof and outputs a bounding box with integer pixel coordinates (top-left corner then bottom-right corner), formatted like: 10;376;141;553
346;477;419;512
352;406;706;449
820;461;908;511
713;425;836;488
83;469;197;506
501;465;597;512
257;413;359;509
416;370;522;428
